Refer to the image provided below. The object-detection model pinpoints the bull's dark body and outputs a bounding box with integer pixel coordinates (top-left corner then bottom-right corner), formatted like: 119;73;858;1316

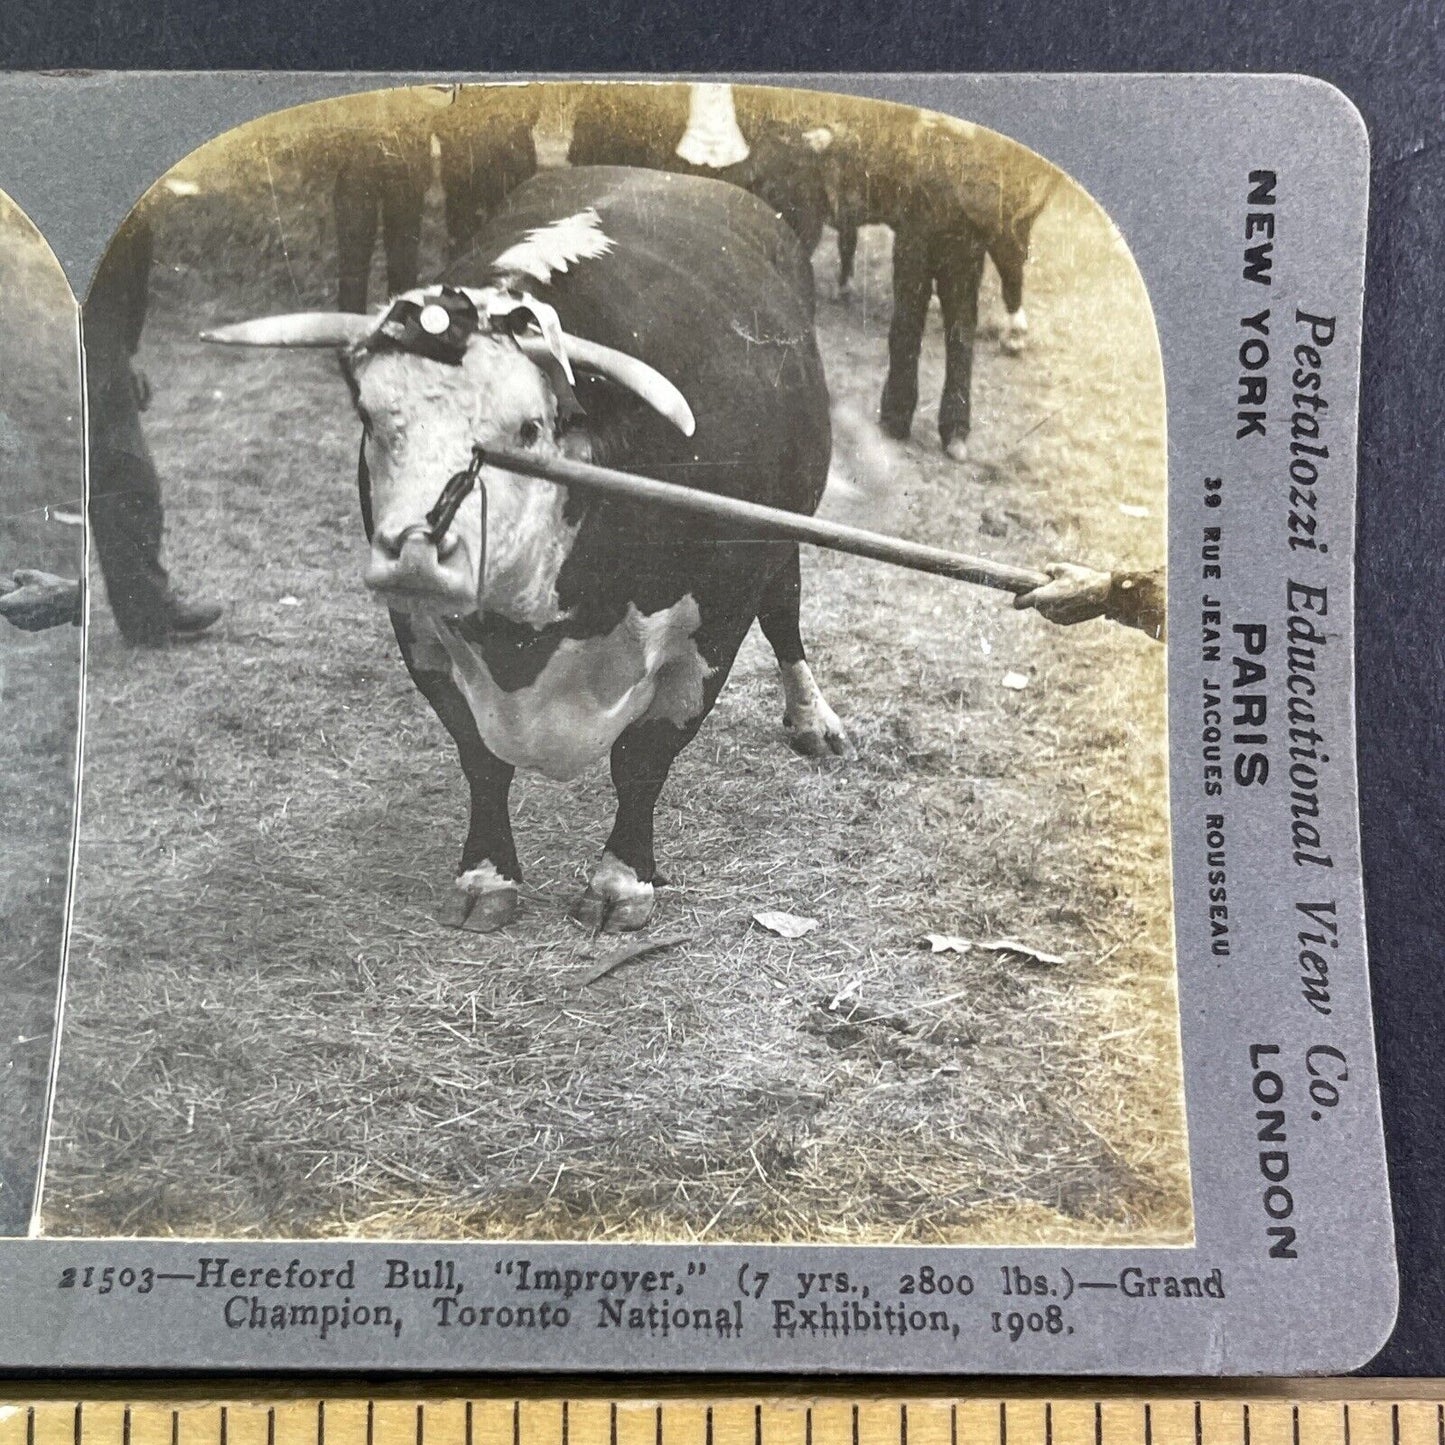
367;168;830;918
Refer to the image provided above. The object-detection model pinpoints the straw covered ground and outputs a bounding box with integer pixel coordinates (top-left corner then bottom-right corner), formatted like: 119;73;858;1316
43;98;1189;1243
0;198;83;1234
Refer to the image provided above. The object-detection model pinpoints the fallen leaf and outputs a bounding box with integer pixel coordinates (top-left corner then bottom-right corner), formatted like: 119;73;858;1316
923;934;974;955
921;935;1068;966
981;937;1068;966
753;911;819;939
1001;671;1030;690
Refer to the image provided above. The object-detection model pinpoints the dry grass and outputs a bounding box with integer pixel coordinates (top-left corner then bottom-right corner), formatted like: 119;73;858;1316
42;102;1188;1245
0;199;83;1234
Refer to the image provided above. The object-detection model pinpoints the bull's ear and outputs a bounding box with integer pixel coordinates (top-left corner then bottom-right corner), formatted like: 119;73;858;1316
201;313;376;348
473;288;578;387
489;293;584;418
464;285;696;438
801;126;835;153
500;299;576;386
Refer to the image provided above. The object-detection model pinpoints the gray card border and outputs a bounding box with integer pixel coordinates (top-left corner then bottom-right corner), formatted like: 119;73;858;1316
0;71;1393;1375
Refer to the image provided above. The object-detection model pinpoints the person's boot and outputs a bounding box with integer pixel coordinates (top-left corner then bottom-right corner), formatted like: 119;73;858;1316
164;595;223;637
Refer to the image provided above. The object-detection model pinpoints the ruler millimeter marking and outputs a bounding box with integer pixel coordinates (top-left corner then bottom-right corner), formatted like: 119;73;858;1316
4;1397;1445;1445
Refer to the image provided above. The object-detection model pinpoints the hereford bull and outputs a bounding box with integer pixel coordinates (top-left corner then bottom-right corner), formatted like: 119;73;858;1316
205;166;850;934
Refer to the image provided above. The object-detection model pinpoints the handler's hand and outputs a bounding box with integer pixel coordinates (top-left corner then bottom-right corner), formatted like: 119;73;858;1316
1013;562;1114;625
0;570;82;631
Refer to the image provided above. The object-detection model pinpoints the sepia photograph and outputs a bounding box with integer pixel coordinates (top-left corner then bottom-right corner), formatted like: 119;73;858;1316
0;190;83;1236
36;80;1185;1247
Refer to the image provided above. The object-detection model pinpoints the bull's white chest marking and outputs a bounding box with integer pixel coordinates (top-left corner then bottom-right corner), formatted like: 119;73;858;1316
417;599;713;781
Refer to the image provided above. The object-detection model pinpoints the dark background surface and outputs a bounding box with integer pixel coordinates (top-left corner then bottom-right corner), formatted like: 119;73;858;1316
0;0;1439;1377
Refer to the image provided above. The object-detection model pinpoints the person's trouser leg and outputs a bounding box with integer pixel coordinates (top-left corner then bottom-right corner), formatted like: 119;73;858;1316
879;226;933;441
334;155;380;313
89;442;172;644
86;344;175;643
439;131;481;266
380;154;427;298
935;229;987;450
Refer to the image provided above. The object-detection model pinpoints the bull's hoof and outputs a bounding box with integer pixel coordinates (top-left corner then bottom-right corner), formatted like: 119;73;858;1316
443;888;520;933
785;719;855;760
571;887;656;933
575;851;657;932
943;436;970;463
779;661;854;762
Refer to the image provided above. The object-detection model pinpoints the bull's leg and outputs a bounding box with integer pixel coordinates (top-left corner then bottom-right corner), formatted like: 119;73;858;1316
571;721;677;933
879;225;932;442
573;607;752;932
756;546;852;759
391;610;522;933
935;230;988;462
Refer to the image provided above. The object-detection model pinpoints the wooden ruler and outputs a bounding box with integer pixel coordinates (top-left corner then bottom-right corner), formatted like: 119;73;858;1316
2;1388;1444;1445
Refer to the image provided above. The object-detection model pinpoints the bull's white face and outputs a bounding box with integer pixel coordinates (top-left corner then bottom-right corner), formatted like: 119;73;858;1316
352;331;578;627
205;261;693;627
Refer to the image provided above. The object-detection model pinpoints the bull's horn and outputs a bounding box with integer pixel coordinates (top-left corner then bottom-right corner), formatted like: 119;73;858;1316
518;333;696;438
200;313;377;348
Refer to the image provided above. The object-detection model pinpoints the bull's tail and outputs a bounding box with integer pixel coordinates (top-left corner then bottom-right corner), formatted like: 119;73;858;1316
825;399;912;529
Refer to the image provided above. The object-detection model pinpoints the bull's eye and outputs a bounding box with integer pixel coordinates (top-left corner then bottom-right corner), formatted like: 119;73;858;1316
518;418;543;447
